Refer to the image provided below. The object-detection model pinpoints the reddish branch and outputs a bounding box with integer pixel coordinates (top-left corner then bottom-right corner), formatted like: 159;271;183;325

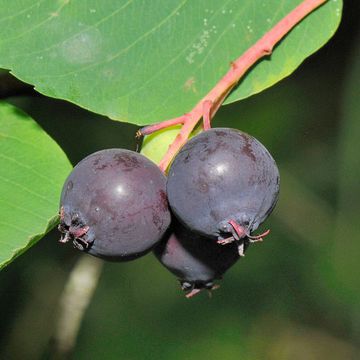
138;0;328;172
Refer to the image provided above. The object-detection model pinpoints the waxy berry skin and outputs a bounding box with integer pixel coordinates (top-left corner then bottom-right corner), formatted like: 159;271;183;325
59;149;171;261
167;128;280;243
154;221;242;297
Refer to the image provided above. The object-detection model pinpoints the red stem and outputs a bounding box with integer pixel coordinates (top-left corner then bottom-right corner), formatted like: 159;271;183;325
202;100;212;131
140;0;327;172
138;115;187;136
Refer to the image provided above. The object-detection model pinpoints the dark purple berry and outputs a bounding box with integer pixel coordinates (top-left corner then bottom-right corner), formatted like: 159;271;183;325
154;221;242;297
59;149;171;261
167;128;279;253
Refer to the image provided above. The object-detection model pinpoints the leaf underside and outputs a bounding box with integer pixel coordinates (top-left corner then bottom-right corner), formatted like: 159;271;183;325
0;0;342;125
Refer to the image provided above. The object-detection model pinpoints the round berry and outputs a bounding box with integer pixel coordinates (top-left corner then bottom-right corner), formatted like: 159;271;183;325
154;221;242;297
59;149;171;261
167;128;279;247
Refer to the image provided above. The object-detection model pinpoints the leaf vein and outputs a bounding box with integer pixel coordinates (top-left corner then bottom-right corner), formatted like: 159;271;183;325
8;0;134;60
0;0;46;24
0;174;55;206
39;0;188;79
0;198;49;222
0;153;58;187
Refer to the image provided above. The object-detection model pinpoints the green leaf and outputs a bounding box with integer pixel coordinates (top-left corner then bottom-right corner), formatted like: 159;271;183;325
0;102;72;269
0;1;341;125
141;124;203;164
141;126;183;165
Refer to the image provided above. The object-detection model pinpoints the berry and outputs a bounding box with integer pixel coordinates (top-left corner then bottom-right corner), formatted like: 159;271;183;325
154;221;242;297
167;128;279;254
58;149;171;261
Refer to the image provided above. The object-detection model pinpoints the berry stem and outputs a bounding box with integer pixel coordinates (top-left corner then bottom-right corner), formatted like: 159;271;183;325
139;0;327;172
137;115;188;136
202;100;213;131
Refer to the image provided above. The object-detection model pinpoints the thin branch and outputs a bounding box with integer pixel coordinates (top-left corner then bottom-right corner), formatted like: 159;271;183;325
137;115;187;136
138;0;328;172
51;256;103;359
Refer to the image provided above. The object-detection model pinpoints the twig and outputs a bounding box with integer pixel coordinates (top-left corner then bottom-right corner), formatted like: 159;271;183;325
51;256;103;359
138;0;328;172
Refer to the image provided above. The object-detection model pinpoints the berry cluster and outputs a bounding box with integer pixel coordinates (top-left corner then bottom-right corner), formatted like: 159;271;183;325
58;128;279;297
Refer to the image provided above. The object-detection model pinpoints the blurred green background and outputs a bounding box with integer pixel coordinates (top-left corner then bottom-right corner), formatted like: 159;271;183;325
0;2;359;359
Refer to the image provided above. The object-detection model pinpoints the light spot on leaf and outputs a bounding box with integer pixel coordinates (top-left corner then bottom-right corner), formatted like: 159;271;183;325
61;29;102;64
183;77;197;93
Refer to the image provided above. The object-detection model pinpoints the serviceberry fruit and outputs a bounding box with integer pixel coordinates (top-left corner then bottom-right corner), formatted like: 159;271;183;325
154;220;242;298
59;149;171;261
167;128;279;254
